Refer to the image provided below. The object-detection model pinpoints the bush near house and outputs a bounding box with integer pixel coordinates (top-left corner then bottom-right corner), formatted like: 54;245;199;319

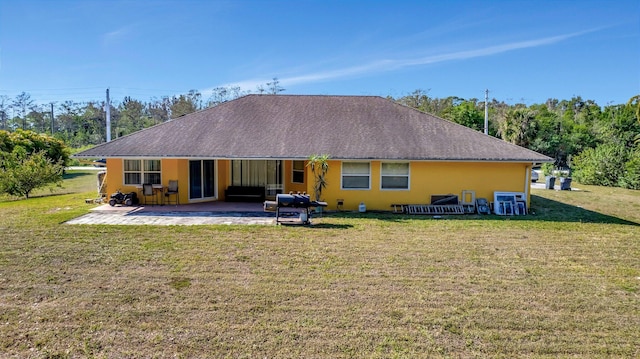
572;143;640;189
0;130;68;198
0;149;64;198
0;129;70;165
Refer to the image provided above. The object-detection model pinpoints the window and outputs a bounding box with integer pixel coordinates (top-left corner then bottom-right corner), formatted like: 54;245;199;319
342;162;370;189
292;160;305;183
381;162;409;190
123;159;161;185
143;159;161;184
124;159;141;185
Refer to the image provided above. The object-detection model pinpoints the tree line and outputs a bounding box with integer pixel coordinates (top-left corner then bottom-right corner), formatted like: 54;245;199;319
394;90;639;189
0;78;286;148
0;84;638;190
0;89;233;148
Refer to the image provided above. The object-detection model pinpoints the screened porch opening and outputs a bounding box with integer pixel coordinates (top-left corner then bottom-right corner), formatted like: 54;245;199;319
230;160;283;200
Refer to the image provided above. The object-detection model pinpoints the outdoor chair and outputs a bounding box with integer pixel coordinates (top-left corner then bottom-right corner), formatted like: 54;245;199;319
141;183;157;206
164;180;179;205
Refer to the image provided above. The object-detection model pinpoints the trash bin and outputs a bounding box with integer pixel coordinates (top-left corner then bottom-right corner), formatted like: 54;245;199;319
545;176;556;189
560;177;572;190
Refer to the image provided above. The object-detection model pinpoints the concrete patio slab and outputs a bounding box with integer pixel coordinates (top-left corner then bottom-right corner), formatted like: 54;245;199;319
65;201;312;225
65;211;276;225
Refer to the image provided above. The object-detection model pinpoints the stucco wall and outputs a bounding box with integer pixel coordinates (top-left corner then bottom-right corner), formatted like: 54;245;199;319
105;158;531;210
309;160;531;211
105;158;190;204
104;158;124;196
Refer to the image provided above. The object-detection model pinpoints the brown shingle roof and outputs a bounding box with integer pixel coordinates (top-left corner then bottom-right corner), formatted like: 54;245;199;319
76;94;552;162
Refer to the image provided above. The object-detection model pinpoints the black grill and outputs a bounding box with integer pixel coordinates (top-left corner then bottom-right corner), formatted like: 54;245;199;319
277;194;311;208
265;193;327;224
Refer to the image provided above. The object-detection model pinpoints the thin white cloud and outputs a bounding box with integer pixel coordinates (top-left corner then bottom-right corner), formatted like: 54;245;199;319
208;29;598;94
102;25;133;47
398;30;596;68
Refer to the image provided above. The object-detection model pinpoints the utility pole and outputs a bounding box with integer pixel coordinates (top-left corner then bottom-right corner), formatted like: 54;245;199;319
106;88;111;142
484;89;489;135
50;103;54;135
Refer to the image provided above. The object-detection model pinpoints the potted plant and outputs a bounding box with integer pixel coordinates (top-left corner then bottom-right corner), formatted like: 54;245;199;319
307;154;330;207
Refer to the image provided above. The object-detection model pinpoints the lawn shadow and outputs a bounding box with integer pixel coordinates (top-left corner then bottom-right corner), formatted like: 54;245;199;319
527;195;639;226
271;211;353;229
324;195;639;226
278;222;354;229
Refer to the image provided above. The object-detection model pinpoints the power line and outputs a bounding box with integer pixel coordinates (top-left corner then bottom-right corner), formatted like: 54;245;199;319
0;86;201;106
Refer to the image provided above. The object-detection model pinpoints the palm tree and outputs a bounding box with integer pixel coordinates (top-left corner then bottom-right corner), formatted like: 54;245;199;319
307;154;330;201
497;108;537;147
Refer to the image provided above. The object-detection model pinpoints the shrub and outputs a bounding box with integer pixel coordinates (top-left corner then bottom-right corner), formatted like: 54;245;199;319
619;149;640;190
572;143;627;186
0;149;64;199
0;129;70;166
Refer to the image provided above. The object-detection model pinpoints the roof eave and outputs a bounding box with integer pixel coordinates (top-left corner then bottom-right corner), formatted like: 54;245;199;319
73;153;554;163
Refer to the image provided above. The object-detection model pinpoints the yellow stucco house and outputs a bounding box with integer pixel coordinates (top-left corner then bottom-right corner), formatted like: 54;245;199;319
75;95;552;212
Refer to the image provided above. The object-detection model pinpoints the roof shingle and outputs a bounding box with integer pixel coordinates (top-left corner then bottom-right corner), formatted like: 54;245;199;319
76;94;552;162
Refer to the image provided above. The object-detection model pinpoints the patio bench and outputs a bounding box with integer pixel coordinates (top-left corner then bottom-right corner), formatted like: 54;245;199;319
224;186;265;202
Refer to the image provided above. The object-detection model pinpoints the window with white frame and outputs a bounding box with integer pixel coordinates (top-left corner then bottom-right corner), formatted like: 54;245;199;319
123;159;161;185
381;162;409;190
292;160;305;183
342;162;370;189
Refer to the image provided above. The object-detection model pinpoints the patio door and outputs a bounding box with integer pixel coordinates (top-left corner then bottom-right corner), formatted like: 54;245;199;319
189;160;216;200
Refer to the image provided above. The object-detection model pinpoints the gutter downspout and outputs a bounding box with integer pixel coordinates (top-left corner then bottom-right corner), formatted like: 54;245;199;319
524;164;531;210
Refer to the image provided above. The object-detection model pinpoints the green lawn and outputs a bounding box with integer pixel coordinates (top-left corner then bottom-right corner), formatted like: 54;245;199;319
1;171;638;358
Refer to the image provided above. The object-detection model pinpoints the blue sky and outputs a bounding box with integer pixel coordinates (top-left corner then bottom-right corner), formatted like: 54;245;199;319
0;0;638;107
